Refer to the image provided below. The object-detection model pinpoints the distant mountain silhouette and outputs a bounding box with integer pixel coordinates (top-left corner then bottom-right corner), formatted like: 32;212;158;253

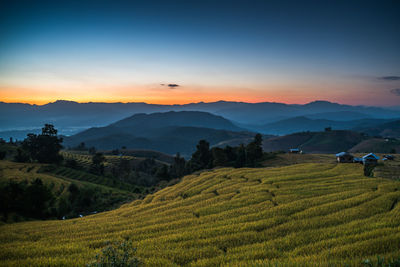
260;116;394;135
109;111;244;132
353;119;400;138
63;111;256;157
1;100;400;137
303;111;372;121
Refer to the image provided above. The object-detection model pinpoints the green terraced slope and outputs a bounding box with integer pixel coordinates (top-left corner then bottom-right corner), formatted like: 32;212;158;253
1;163;400;266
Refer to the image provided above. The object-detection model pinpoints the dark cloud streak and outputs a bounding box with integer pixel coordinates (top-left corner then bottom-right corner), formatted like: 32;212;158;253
379;76;400;81
160;83;180;89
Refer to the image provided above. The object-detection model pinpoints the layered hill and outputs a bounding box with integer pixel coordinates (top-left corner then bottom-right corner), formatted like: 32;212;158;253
2;100;400;135
349;138;400;154
260;116;393;135
262;130;368;153
1;163;399;266
64;111;255;156
354;120;400;138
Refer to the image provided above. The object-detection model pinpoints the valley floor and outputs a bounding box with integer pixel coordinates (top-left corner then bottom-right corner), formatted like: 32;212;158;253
1;163;400;266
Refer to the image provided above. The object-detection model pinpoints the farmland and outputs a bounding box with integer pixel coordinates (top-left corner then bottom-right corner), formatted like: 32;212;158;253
1;162;399;266
0;160;136;222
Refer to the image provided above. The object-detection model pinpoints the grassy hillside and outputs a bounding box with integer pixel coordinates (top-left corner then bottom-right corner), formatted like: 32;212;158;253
355;120;400;138
102;149;175;164
60;151;171;187
0;160;135;222
262;153;336;167
373;155;400;180
349;138;400;154
262;130;367;153
1;163;399;266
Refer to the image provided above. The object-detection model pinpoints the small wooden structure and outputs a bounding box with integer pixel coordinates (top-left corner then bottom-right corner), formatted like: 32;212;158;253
336;152;354;163
362;153;379;165
289;148;300;153
383;155;394;160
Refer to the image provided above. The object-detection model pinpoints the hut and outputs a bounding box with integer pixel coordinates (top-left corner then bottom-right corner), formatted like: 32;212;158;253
335;152;354;163
362;153;379;165
289;148;300;154
383;155;394;160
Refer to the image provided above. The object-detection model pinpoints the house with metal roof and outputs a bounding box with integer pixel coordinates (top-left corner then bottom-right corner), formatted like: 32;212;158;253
362;153;379;165
335;152;354;163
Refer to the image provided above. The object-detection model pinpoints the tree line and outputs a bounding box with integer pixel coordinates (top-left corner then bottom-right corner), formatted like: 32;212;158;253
4;125;268;185
154;133;268;182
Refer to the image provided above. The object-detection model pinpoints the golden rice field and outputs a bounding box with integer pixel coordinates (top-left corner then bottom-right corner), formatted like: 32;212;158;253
1;163;400;266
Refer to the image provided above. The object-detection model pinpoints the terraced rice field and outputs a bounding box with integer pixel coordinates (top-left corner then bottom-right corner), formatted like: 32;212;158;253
0;161;135;210
41;165;136;191
1;163;400;266
61;151;136;168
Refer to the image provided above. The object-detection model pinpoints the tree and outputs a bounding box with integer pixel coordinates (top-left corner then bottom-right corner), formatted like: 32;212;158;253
88;147;97;155
21;124;63;164
155;164;170;181
24;178;54;218
187;140;212;172
212;147;228;167
76;142;86;151
14;148;31;163
92;153;105;165
169;153;186;178
224;146;237;165
245;134;263;166
91;153;106;175
117;159;132;182
234;144;246;168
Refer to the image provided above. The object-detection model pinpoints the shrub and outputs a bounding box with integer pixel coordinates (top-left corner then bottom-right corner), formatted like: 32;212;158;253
362;256;400;267
87;239;141;267
363;164;375;177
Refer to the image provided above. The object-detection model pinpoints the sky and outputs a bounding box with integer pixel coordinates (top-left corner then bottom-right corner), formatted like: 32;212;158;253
0;0;399;106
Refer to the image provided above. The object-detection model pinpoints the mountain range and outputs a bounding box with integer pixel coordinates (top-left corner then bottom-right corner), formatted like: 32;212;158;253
63;111;258;157
1;100;399;135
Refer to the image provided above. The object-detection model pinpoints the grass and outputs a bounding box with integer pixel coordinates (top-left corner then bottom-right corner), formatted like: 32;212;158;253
262;153;336;167
0;162;399;266
0;160;136;222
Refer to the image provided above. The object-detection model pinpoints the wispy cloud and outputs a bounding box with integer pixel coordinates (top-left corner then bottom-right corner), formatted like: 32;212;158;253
379;76;400;81
390;88;400;96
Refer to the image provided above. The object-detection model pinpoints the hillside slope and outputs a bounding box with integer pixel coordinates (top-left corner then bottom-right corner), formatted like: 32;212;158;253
354;119;400;138
349;138;400;153
0;161;136;222
64;111;257;156
261;116;391;135
262;130;367;153
1;163;399;266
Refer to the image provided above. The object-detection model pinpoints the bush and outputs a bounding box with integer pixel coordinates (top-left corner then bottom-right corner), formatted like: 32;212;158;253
362;256;400;267
363;164;375;177
87;239;141;267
